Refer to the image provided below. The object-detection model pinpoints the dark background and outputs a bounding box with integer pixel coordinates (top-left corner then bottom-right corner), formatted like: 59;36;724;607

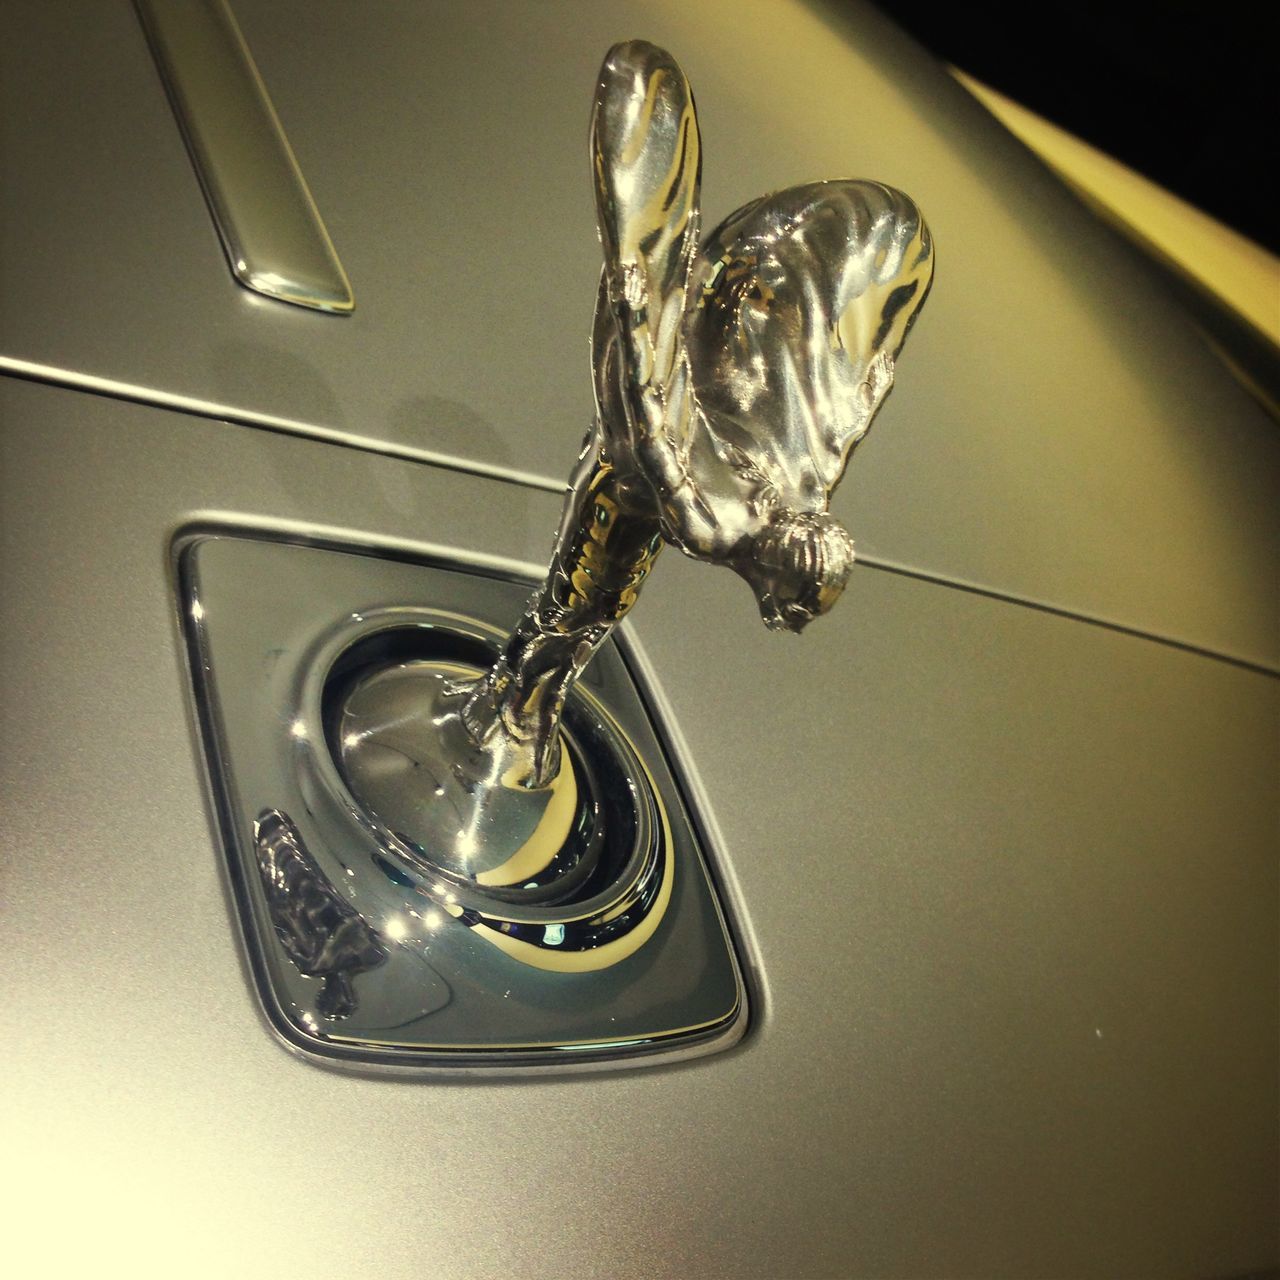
870;1;1276;253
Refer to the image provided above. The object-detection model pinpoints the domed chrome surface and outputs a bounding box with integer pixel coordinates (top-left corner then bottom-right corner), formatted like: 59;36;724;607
310;625;676;971
335;661;582;887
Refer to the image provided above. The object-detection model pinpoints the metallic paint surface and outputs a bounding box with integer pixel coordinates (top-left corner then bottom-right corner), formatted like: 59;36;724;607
1;0;1276;668
2;378;1275;1276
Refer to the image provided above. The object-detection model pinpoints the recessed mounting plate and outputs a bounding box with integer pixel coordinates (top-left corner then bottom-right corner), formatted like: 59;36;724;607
178;531;746;1074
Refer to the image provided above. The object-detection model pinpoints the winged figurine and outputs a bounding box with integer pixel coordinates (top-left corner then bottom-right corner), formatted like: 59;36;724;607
461;40;934;785
341;37;935;863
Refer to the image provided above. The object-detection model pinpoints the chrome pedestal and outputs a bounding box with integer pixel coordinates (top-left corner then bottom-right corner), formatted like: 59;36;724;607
180;530;746;1073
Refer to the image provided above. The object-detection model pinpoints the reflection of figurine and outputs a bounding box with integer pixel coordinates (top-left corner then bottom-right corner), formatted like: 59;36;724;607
340;39;934;883
463;40;933;784
255;809;388;1018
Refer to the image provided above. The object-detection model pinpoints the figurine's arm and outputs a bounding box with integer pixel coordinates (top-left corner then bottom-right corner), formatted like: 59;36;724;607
590;41;702;473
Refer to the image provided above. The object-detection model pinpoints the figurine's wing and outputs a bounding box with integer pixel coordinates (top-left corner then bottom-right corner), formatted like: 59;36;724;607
685;181;934;494
591;41;701;424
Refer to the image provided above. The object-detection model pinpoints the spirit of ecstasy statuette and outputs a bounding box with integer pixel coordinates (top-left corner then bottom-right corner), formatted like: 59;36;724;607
337;40;933;899
183;38;933;1066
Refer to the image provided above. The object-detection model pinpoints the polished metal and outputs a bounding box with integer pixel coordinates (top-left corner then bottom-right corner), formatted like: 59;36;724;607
339;39;934;888
179;532;743;1068
337;661;585;886
254;809;388;1019
134;0;354;312
320;638;674;971
587;42;933;629
473;39;934;776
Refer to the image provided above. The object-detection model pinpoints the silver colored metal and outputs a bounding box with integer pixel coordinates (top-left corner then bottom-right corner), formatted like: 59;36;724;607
134;0;354;313
586;42;933;629
340;40;933;880
179;533;744;1068
254;809;390;1019
337;661;587;886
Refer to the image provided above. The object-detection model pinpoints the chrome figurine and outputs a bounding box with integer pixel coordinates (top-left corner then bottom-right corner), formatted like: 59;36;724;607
465;40;933;783
339;40;932;877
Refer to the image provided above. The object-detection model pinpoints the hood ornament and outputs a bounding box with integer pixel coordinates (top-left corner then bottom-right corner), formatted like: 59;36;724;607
339;39;933;862
182;40;933;1067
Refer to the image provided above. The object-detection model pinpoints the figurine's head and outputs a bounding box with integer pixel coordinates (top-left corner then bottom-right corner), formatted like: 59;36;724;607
735;508;856;632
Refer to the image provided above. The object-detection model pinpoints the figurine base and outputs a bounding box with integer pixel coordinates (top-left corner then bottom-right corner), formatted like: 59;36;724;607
178;529;747;1073
334;660;585;889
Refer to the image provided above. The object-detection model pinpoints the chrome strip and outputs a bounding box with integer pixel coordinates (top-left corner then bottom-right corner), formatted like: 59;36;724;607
135;0;355;314
0;356;563;493
860;556;1280;680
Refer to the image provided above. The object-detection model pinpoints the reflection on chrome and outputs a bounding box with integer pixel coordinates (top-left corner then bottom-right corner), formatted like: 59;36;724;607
253;809;387;1019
